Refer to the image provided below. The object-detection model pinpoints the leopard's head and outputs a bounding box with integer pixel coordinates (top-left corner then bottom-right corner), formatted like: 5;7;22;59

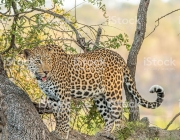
23;46;54;82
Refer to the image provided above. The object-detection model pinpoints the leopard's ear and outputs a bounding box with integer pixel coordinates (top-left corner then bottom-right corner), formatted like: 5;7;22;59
47;47;53;52
23;49;32;59
47;47;52;51
47;46;55;53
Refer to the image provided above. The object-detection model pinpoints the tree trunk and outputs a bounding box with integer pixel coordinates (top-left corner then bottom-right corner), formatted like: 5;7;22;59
125;0;150;121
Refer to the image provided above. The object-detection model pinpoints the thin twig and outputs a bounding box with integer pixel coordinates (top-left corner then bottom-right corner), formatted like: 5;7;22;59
155;8;180;22
0;9;10;15
75;0;77;22
164;112;180;130
145;20;159;38
65;1;86;15
145;8;180;38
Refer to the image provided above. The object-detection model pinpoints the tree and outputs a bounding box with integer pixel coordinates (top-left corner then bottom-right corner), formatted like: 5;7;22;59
0;0;180;139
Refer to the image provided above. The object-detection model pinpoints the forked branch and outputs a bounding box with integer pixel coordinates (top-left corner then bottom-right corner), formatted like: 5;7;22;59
145;8;180;38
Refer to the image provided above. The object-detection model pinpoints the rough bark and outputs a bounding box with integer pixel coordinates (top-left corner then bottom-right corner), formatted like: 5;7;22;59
93;27;102;50
124;0;150;121
0;93;8;140
127;127;180;140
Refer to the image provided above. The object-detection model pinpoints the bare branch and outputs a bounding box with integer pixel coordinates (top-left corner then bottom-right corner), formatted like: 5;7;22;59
155;8;180;22
65;1;86;15
145;20;159;38
75;0;77;22
145;8;180;38
164;112;180;130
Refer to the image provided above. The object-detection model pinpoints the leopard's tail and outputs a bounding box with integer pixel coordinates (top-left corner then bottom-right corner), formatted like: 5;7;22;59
123;66;164;109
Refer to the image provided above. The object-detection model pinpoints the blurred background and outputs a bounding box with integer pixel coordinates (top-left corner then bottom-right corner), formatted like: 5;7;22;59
58;0;180;129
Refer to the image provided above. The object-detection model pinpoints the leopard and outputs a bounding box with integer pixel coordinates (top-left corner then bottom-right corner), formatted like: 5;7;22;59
23;44;164;139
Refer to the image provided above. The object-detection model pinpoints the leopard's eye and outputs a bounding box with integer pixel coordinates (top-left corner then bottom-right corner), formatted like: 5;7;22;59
35;60;41;64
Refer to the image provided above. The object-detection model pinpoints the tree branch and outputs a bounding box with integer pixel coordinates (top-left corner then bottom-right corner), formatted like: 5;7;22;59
32;7;87;52
164;112;180;130
0;9;10;16
145;8;180;38
155;8;180;22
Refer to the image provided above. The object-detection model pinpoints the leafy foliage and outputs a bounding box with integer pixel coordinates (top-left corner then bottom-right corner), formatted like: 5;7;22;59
100;33;130;50
71;99;104;135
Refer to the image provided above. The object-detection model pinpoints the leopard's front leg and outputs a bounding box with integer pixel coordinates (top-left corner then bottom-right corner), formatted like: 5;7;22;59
48;94;71;140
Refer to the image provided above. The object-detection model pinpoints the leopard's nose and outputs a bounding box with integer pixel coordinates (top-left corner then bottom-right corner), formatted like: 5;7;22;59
44;71;49;75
